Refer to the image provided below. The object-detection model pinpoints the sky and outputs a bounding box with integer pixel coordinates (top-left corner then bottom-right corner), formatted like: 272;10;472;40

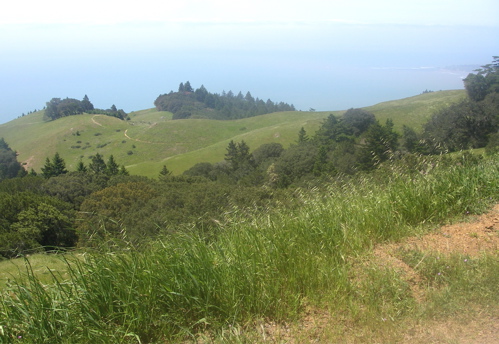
0;0;498;124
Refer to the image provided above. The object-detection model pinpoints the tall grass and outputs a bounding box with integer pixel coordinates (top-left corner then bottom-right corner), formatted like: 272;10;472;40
1;154;498;342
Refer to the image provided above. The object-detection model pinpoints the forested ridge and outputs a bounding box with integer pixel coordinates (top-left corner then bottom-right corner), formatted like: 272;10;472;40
154;81;296;120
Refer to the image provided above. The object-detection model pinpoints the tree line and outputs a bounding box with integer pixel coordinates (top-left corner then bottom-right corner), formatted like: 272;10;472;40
44;95;128;121
154;81;296;120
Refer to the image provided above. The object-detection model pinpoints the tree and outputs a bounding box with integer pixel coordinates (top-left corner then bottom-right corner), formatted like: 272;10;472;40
401;125;421;153
184;81;194;92
297;127;309;143
358;119;399;170
0;138;23;181
178;82;185;92
81;94;94;112
159;165;172;178
464;56;499;101
76;160;87;173
118;165;129;176
224;140;253;171
252;143;284;166
422;99;496;152
342;108;376;136
105;155;120;176
41;152;67;178
12;203;76;249
89;153;107;174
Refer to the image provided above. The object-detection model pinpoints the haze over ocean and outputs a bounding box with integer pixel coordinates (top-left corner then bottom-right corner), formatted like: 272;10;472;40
1;1;498;124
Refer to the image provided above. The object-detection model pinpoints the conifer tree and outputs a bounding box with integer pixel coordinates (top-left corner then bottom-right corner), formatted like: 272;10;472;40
41;152;67;178
297;127;309;143
105;155;120;176
159;165;172;177
89;153;107;174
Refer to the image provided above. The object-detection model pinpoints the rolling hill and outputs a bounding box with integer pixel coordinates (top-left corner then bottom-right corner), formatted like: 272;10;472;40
0;90;466;178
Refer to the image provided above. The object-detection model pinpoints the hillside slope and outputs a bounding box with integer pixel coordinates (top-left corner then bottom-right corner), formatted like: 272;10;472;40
0;90;466;178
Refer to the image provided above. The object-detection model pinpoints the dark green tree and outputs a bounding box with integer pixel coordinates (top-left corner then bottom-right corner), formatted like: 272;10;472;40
41;152;67;178
81;94;94;112
224;140;253;171
297;127;309;143
119;165;129;176
342;108;376;136
76;160;87;173
105;155;120;176
159;165;172;177
358;119;399;170
0;138;23;181
89;153;107;174
422;99;496;152
464;56;499;101
252;143;284;166
184;81;194;92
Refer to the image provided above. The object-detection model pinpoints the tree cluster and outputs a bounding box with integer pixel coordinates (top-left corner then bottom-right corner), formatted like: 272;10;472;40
43;95;128;121
410;57;499;153
154;82;295;120
183;108;399;187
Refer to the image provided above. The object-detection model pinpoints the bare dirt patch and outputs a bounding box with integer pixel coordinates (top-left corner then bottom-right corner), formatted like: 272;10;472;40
255;205;499;343
394;204;499;257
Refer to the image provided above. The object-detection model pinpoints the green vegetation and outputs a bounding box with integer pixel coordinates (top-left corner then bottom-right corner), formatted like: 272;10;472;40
44;95;128;121
0;152;498;342
0;90;464;178
154;82;295;120
0;59;498;342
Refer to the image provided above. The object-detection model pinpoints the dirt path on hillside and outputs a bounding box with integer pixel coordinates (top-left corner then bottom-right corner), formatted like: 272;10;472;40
91;115;104;127
255;205;499;344
123;128;170;144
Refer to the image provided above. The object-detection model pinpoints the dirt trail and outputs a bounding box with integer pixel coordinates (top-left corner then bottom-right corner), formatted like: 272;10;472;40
91;115;104;127
258;205;499;344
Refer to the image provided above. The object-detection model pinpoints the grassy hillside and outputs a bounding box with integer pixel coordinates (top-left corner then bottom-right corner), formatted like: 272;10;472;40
0;90;465;178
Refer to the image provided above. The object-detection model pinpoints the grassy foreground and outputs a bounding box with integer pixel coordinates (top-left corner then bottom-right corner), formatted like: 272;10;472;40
1;153;498;343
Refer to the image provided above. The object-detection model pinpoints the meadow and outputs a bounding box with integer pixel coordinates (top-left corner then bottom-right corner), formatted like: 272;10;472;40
1;151;497;343
0;90;465;178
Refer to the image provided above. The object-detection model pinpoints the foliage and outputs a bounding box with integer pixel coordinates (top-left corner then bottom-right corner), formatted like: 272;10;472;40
420;57;499;153
43;96;93;121
1;153;498;342
0;191;76;258
463;56;499;101
43;95;128;121
357;119;399;170
154;81;295;120
0;138;23;180
41;152;68;178
422;98;497;152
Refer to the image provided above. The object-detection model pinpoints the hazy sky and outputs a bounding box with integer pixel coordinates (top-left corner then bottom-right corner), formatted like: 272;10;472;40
1;0;498;123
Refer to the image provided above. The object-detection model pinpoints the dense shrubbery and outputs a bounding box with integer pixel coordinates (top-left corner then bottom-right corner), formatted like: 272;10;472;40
154;81;295;120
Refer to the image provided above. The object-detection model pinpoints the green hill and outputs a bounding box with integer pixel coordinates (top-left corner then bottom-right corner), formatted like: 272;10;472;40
0;90;466;178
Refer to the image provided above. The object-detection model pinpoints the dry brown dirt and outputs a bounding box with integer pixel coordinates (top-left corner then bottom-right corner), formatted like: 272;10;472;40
255;205;499;343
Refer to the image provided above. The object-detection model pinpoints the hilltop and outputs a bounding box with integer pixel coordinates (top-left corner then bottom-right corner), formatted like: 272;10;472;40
0;90;466;178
